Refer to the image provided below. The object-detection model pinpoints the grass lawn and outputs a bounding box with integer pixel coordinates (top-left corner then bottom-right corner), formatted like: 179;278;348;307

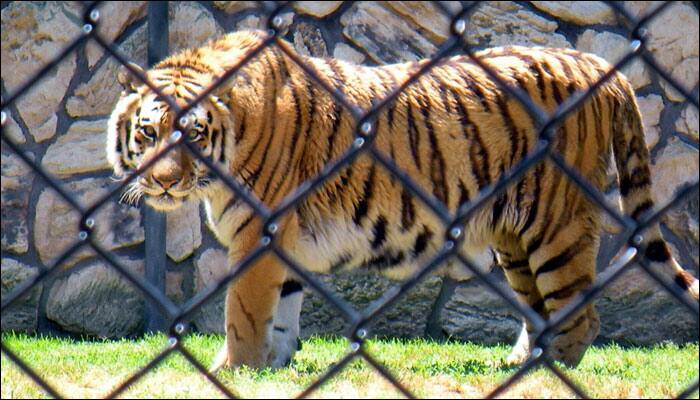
1;332;698;398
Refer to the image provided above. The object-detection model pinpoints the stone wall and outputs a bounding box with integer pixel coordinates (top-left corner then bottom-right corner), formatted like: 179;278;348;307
2;1;698;345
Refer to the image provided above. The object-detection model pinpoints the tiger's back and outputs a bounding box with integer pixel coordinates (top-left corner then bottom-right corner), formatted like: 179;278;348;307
106;30;699;370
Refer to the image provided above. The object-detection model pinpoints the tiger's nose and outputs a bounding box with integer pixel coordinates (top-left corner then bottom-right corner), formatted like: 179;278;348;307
152;175;180;190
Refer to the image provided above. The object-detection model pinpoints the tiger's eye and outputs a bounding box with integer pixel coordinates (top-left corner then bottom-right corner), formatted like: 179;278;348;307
189;129;202;142
143;126;157;140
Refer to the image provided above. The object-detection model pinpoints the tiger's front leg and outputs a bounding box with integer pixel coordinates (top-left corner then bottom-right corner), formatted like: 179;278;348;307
216;252;288;369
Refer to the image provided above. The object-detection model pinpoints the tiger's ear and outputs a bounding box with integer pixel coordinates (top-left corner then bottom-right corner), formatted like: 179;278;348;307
117;62;146;92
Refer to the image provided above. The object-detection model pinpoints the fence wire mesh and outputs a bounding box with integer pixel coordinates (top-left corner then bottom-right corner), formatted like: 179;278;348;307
1;1;698;398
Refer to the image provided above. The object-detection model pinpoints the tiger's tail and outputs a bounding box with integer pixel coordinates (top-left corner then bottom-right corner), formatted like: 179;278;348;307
612;82;699;301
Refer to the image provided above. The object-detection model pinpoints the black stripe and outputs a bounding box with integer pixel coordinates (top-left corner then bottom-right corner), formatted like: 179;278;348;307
325;59;346;163
534;237;589;278
619;167;651;196
555;313;586;337
419;84;449;206
362;251;405;270
458;180;470;207
234;213;255;236
353;166;375;225
630;200;654;221
519;163;544;236
329;254;352;273
280;280;303;297
412;226;434;257
371;216;388;249
645;239;670;262
531;298;545;314
407;100;422;168
502;259;529;271
674;274;692;291
400;188;416;231
542;276;592;302
527;232;544;256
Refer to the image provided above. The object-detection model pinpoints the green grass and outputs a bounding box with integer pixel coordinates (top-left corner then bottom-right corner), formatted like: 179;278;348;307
1;332;698;398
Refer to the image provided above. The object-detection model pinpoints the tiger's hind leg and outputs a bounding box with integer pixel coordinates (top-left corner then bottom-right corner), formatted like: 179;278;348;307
528;218;600;368
497;249;548;365
267;279;304;368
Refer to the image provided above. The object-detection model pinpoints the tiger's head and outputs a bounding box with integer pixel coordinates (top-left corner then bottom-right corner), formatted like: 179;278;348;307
106;62;234;211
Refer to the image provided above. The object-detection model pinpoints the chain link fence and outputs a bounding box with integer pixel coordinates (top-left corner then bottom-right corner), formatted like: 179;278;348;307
1;1;698;398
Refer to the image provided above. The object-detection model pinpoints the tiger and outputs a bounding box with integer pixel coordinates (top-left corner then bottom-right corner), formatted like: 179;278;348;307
106;30;699;370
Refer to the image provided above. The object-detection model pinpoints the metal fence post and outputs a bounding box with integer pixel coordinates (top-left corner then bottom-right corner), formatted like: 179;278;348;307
144;1;169;333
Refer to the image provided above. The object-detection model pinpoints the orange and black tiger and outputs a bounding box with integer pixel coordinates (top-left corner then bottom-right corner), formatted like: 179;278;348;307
106;30;699;370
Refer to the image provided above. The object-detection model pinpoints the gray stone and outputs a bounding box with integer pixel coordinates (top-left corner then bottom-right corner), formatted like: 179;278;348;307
3;113;27;145
596;266;698;344
300;272;442;339
235;15;263;31
340;2;438;64
86;2;147;68
212;1;258;14
650;138;699;206
531;1;616;25
660;57;699;103
166;270;186;305
439;276;522;344
576;30;651;89
643;3;698;102
1;258;42;332
192;248;228;333
383;1;459;44
293;22;328;58
169;2;223;53
1;149;34;255
294;2;343;18
636;94;664;149
33;177;144;268
166;201;202;262
466;2;570;48
46;258;145;338
1;2;80;143
676;105;699;142
41;119;112;177
66;25;147;118
333;43;366;65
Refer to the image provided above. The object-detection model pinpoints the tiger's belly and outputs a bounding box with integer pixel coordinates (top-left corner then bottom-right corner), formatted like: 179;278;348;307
290;216;495;281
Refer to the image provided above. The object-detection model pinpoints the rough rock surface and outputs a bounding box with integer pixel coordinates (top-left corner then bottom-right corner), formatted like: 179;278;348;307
675;105;699;142
169;2;224;53
340;2;438;64
34;177;144;268
636;94;664;149
192;248;228;333
86;2;147;68
1;150;34;255
643;3;699;102
166;201;202;262
66;25;147;118
41;119;112;176
294;1;343;18
466;2;570;48
1;258;42;332
439;275;522;344
3;113;26;145
301;272;443;339
333;43;366;65
46;257;145;337
1;2;80;143
576;30;650;89
531;1;616;25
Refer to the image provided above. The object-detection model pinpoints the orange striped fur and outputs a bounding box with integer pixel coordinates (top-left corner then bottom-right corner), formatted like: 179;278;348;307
107;30;698;369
